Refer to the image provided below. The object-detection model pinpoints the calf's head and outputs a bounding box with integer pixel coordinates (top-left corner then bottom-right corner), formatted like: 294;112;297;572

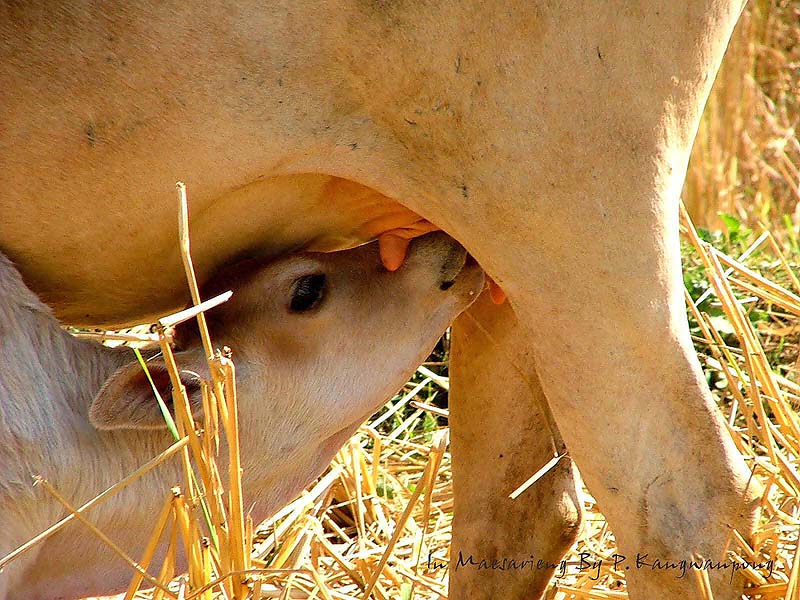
90;232;483;508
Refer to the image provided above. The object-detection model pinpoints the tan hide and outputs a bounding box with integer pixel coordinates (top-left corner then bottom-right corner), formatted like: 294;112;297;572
0;2;758;598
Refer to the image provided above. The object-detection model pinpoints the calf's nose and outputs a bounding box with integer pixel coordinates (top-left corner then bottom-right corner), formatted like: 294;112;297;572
438;244;468;290
403;232;470;289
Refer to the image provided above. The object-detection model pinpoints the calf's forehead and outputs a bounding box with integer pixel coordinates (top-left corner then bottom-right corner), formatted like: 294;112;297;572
211;245;379;299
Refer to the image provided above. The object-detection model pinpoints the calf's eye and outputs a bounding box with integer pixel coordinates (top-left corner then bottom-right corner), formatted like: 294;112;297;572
289;273;327;313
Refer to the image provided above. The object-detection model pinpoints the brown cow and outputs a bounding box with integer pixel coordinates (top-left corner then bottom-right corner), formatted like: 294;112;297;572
0;2;758;597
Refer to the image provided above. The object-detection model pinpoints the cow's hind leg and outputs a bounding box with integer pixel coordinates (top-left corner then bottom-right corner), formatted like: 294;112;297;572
487;198;763;600
449;292;583;599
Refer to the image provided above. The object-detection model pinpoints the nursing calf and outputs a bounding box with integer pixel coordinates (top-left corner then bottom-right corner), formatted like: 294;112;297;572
0;233;483;600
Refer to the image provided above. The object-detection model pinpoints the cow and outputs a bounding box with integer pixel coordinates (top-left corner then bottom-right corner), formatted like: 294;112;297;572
0;235;484;600
0;2;759;598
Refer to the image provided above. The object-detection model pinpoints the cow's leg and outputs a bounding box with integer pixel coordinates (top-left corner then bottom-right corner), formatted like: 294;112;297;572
478;198;762;600
449;292;583;599
364;4;757;596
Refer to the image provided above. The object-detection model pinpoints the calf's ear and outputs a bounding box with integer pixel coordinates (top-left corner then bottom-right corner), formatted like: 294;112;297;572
90;358;205;430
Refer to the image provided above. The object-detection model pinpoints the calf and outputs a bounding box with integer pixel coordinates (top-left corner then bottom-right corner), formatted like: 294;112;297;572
0;233;483;600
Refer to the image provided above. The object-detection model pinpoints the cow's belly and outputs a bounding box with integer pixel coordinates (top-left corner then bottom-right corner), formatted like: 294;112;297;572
0;174;418;326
